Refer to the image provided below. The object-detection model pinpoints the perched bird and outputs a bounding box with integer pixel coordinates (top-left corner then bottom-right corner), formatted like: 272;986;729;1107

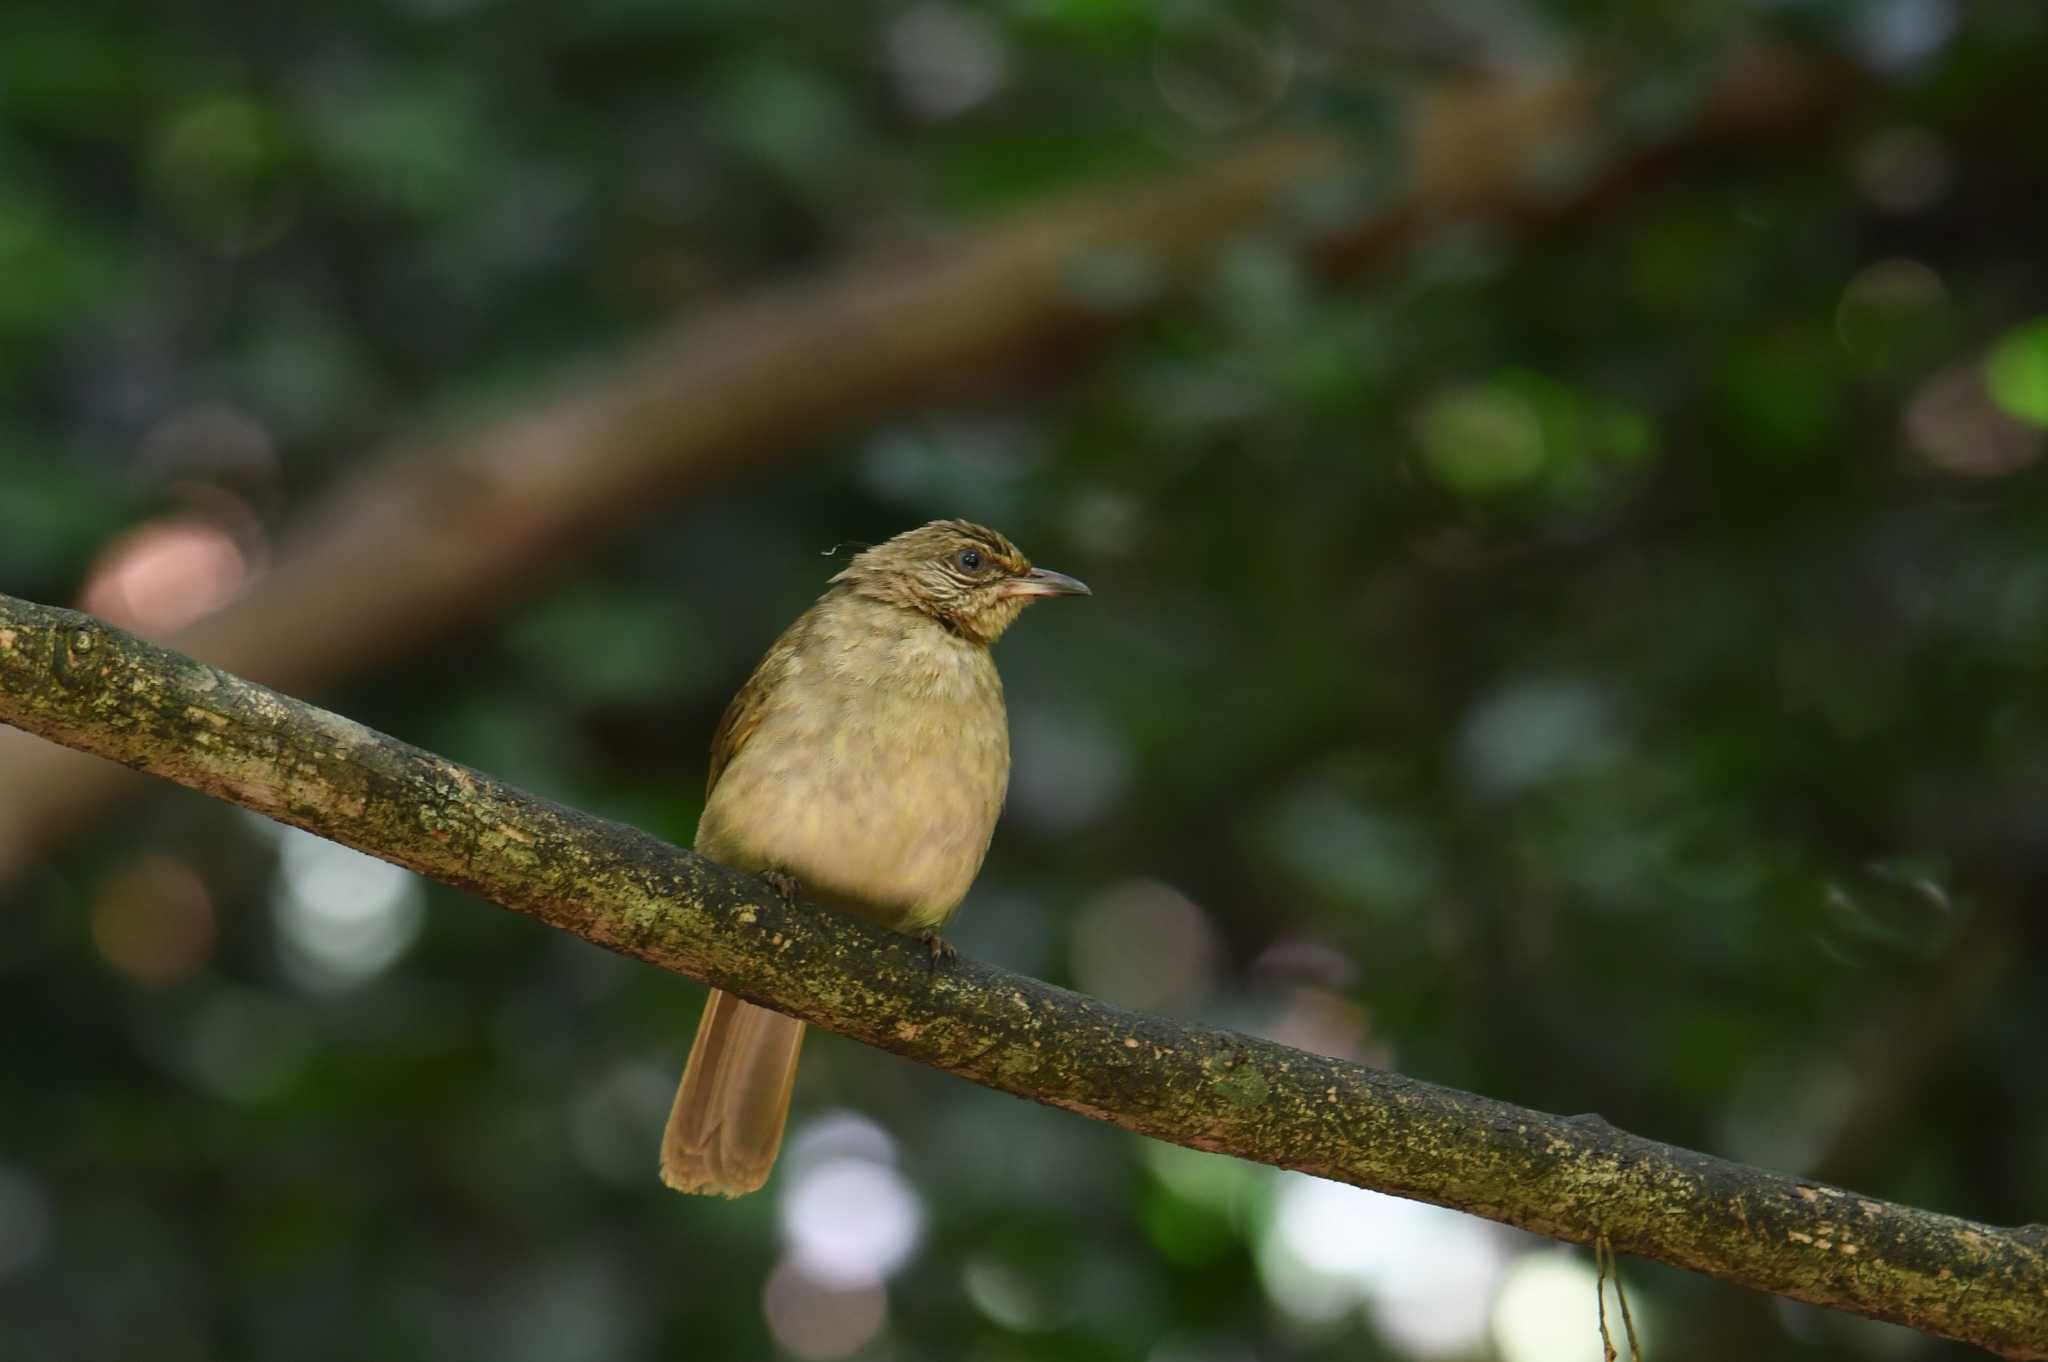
660;520;1090;1196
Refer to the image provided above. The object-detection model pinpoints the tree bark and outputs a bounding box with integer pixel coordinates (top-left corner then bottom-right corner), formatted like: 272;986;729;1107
0;40;1835;880
2;591;2041;1357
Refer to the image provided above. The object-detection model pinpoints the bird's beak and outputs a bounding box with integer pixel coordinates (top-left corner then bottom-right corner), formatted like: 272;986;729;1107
1001;567;1091;599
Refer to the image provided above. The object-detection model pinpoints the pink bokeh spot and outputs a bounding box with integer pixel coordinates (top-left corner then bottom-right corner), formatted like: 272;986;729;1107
80;520;249;635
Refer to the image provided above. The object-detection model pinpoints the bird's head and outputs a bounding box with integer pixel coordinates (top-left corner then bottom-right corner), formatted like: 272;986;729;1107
831;520;1090;644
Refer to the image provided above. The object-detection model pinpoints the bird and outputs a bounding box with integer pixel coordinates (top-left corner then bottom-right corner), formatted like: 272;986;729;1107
659;519;1090;1196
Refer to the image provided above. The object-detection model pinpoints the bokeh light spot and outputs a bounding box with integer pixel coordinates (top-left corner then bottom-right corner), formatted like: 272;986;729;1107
89;855;216;988
1492;1251;1643;1362
1458;676;1617;800
1142;1141;1267;1222
1070;877;1220;1013
779;1113;925;1289
1413;383;1548;496
148;93;297;252
1259;1176;1506;1353
964;1253;1065;1332
79;519;248;635
780;1158;924;1288
1848;0;1959;73
1258;985;1374;1065
885;4;1008;121
1985;317;2048;428
762;1257;888;1361
1834;258;1946;369
271;824;426;991
1904;356;2042;477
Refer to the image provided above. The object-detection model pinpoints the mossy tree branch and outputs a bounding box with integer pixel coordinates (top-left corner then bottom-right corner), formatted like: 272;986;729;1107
3;590;2042;1358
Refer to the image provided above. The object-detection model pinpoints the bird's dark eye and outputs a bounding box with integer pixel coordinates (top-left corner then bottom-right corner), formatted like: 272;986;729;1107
956;548;983;573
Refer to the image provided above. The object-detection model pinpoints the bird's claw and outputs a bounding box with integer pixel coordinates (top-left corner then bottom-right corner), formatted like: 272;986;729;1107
922;932;957;971
763;870;802;905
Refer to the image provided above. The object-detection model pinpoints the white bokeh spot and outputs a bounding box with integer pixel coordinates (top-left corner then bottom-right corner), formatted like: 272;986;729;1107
778;1112;925;1289
1259;1175;1507;1355
269;822;426;990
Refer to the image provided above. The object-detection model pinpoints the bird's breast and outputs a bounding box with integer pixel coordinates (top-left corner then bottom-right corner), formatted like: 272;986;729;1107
694;626;1009;935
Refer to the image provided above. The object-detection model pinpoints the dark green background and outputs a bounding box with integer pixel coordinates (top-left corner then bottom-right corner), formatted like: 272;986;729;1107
4;1;2046;1359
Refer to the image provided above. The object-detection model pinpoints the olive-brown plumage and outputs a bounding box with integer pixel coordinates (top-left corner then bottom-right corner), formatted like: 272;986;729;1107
660;521;1088;1196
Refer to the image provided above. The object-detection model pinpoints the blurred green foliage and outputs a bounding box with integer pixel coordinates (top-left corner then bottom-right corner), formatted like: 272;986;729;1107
5;2;2048;1361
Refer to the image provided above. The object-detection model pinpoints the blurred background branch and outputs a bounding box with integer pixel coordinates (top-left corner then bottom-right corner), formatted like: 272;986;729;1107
2;592;2043;1359
0;39;1829;884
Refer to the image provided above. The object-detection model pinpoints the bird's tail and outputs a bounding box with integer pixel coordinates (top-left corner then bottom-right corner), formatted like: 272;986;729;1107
660;988;806;1197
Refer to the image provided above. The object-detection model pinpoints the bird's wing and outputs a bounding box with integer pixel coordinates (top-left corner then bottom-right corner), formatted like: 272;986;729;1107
705;667;770;799
706;616;807;798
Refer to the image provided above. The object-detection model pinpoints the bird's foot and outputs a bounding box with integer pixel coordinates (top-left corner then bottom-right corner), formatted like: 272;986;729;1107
922;932;958;972
763;869;802;905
